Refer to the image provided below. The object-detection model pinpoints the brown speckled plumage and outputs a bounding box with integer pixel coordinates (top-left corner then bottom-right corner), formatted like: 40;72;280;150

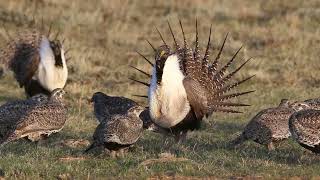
289;109;320;153
0;88;67;144
90;92;139;123
230;99;308;150
303;98;320;110
87;92;153;157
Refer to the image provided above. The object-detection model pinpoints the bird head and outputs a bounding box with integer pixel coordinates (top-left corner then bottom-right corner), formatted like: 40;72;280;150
50;88;66;101
278;99;290;107
31;94;48;103
127;105;145;117
155;45;171;84
49;40;63;67
90;92;109;104
289;101;310;111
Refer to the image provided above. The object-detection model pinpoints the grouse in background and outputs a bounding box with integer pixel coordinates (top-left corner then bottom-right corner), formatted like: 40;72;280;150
0;21;70;97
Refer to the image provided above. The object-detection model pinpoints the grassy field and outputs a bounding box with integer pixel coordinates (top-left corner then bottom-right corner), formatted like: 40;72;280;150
0;0;320;179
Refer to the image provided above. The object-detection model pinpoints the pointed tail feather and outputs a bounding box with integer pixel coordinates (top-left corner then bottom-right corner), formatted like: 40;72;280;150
132;95;148;98
136;51;154;67
220;58;252;85
215;33;229;62
40;16;45;34
156;27;167;46
193;19;201;63
129;78;150;87
129;65;151;77
179;20;197;75
215;75;255;96
179;20;188;50
47;22;53;38
167;20;181;50
64;48;72;55
62;38;66;45
215;90;255;101
210;101;251;107
202;24;212;70
146;39;156;52
54;28;61;40
210;33;228;74
212;46;242;83
210;107;242;113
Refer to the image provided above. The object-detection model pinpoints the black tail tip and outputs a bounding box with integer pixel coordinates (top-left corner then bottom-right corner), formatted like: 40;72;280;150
227;134;246;149
84;144;95;153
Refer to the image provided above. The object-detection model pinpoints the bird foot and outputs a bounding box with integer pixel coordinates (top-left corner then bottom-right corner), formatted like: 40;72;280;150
158;152;176;158
267;142;275;151
108;149;128;158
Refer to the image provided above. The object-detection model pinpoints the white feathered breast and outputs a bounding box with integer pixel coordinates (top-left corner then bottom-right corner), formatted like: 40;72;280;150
35;36;68;92
148;54;190;128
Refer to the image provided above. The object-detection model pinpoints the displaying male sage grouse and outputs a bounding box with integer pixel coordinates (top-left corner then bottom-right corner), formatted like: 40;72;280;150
86;92;151;157
230;99;310;150
131;20;254;142
0;22;69;97
0;88;67;144
289;109;320;153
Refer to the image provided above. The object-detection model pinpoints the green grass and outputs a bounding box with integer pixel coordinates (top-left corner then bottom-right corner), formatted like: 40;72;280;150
0;0;320;179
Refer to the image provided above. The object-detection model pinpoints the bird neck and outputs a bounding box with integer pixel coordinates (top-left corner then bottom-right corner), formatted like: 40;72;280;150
54;53;63;67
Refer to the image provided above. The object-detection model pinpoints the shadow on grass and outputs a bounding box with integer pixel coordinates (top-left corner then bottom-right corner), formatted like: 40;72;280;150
138;121;320;166
136;121;245;157
0;132;89;157
0;95;19;103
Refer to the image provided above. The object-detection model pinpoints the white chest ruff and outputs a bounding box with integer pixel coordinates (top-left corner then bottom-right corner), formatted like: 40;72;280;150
148;55;190;128
34;36;68;92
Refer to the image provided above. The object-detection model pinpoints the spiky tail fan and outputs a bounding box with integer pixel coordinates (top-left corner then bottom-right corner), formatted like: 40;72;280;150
131;20;254;114
175;19;254;114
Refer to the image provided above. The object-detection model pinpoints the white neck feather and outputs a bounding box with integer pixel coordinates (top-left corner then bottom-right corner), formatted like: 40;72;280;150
35;36;68;92
148;54;190;128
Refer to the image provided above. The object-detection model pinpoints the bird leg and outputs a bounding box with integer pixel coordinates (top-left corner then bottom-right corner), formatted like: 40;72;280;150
110;150;117;158
175;132;187;144
161;134;170;150
267;142;275;151
159;134;175;156
117;149;125;158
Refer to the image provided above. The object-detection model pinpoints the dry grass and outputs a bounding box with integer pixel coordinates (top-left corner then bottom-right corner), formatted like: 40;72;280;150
0;0;320;179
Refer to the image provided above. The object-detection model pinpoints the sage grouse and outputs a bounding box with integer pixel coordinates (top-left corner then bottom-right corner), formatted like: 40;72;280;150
86;92;150;157
0;88;67;144
131;20;254;142
303;98;320;110
230;99;309;150
0;23;69;97
289;109;320;153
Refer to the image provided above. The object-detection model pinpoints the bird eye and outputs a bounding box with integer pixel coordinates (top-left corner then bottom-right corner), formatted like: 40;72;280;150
160;50;165;57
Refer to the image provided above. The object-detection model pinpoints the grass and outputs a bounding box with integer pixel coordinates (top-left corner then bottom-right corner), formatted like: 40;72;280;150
0;0;320;179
